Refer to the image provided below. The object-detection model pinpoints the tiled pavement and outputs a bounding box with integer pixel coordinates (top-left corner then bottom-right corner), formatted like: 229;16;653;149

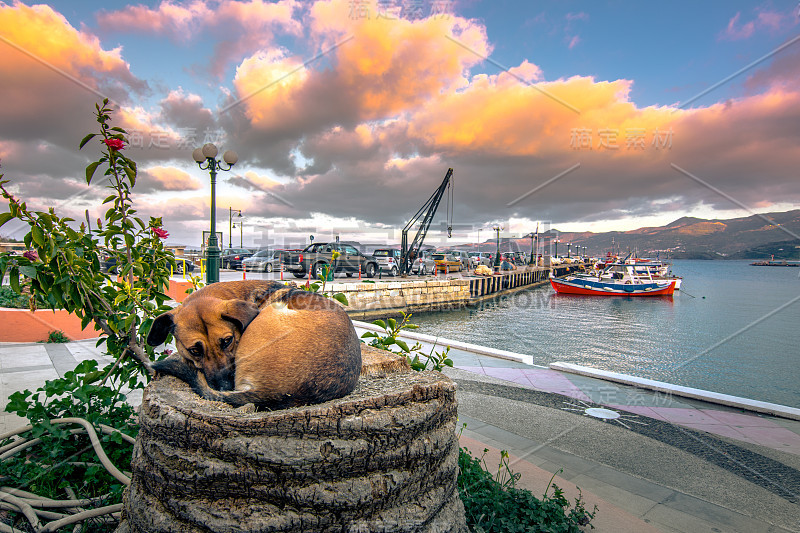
456;365;800;456
0;340;119;434
2;336;800;532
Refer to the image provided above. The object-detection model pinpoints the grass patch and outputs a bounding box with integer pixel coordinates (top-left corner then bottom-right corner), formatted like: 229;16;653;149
0;285;29;308
458;445;597;532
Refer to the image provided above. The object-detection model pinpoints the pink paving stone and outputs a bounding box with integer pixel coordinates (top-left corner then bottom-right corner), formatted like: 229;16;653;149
521;370;593;401
647;407;722;425
700;409;779;427
733;426;800;454
480;368;537;388
456;366;487;375
606;405;670;422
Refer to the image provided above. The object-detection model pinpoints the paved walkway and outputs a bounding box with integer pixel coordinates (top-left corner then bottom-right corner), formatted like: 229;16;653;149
1;337;799;532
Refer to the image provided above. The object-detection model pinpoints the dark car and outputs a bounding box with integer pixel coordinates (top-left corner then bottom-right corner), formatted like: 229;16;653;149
221;248;253;270
174;258;196;274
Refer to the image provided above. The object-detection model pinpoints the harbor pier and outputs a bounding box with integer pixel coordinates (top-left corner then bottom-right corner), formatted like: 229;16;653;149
342;263;587;320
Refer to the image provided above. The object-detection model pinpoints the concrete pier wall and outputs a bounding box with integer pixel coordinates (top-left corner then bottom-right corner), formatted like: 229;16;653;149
339;266;580;320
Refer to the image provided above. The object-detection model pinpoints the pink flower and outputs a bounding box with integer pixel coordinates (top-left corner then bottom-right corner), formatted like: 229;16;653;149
152;227;169;239
22;250;39;261
103;138;125;151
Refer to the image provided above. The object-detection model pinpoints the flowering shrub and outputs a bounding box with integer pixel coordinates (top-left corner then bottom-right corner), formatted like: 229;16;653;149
0;100;178;531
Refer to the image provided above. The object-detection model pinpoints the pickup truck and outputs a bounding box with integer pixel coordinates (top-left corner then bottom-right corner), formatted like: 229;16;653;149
281;243;379;279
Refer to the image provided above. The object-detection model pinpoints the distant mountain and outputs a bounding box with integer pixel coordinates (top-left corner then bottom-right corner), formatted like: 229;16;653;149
467;209;800;260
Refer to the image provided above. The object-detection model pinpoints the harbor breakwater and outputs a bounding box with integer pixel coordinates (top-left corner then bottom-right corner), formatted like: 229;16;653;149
341;265;582;320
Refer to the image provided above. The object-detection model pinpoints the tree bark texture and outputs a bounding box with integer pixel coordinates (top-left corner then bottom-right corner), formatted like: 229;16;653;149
117;346;467;532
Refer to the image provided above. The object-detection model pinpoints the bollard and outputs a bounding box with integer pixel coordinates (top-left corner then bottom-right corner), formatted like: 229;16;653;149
242;262;246;280
358;263;362;280
280;261;284;281
379;266;382;280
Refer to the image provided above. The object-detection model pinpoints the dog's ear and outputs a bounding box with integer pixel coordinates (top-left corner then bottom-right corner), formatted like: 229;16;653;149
147;309;178;346
221;300;260;332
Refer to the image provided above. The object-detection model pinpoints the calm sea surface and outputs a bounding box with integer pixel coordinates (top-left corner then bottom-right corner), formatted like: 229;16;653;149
411;260;800;408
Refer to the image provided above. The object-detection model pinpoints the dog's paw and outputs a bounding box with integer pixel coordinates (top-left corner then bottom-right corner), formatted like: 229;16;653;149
152;356;198;383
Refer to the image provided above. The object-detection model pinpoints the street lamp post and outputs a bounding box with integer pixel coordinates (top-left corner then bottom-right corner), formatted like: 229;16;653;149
233;219;243;247
554;238;560;259
493;226;502;271
228;207;242;249
193;143;238;284
525;232;535;265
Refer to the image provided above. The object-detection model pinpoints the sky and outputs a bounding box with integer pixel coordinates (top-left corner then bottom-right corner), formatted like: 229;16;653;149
0;0;799;249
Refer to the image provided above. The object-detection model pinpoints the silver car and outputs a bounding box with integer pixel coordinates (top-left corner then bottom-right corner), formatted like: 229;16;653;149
372;248;403;276
411;250;436;275
242;250;283;272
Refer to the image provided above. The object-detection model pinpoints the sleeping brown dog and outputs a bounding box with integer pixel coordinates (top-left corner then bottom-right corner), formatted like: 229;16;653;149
146;280;361;409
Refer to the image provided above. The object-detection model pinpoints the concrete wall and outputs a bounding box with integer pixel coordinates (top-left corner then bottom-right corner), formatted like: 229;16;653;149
333;279;471;320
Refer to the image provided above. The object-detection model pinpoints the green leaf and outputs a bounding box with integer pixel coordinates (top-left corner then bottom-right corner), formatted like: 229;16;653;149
78;133;97;149
19;265;37;278
387;318;397;331
395;339;410;353
372;319;386;330
332;293;348;306
0;212;13;228
9;267;19;293
360;332;378;339
85;161;101;184
31;226;44;247
123;165;136;185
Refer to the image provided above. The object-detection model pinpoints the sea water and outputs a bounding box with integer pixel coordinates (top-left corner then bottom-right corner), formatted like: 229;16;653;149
411;260;800;408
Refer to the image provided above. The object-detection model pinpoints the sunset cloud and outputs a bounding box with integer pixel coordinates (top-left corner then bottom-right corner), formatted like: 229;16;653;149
97;0;301;76
231;1;490;136
720;8;792;40
0;2;144;140
2;1;799;246
139;166;202;192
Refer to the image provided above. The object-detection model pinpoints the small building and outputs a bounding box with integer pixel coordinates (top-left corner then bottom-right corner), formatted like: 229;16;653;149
0;242;26;255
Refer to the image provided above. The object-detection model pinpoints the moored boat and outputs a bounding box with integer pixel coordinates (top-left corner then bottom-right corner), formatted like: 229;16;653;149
550;275;676;296
551;257;676;296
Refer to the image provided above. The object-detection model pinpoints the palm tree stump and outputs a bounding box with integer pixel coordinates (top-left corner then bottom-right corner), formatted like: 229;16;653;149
117;345;467;532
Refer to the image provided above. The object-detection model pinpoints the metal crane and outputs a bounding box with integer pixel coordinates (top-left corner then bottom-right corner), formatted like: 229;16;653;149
399;168;454;276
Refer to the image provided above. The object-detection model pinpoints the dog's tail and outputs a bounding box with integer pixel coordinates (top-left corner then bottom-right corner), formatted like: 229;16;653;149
152;357;298;410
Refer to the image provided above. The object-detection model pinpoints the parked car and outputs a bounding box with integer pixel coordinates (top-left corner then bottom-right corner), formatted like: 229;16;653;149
468;251;494;268
411;249;436;275
221;248;254;270
445;250;470;270
242;250;283;273
173;257;196;274
431;253;462;273
372;248;402;276
282;243;378;279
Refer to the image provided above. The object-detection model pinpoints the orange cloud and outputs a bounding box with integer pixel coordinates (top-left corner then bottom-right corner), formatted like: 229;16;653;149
232;0;490;131
0;2;129;78
143;166;202;191
0;1;143;148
